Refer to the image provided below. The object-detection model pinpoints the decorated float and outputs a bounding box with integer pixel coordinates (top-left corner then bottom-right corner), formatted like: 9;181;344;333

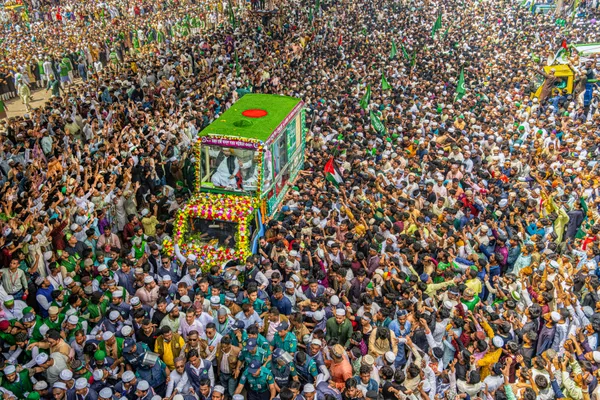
163;94;306;270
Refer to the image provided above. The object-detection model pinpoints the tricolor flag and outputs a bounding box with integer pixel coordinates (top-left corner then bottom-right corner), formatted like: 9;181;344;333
324;158;343;187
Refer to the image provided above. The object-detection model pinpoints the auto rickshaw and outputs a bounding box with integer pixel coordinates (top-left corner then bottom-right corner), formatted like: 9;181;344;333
529;64;575;100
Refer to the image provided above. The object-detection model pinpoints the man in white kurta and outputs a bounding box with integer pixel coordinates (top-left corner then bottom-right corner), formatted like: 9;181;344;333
211;149;241;188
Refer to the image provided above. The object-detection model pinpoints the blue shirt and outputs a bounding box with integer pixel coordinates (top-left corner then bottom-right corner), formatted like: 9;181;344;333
270;295;292;315
235;310;263;329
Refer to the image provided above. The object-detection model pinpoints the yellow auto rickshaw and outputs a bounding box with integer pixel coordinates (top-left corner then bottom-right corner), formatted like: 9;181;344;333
529;64;575;100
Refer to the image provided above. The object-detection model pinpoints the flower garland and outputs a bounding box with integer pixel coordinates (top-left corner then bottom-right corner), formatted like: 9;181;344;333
163;193;257;272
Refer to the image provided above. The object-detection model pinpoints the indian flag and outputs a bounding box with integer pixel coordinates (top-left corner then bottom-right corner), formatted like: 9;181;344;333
324;158;343;187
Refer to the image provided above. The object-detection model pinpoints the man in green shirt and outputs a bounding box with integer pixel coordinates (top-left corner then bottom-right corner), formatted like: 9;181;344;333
59;56;72;85
234;359;276;400
46;76;63;98
1;365;32;399
271;321;297;353
237;338;269;377
43;306;65;331
325;308;353;348
460;288;481;311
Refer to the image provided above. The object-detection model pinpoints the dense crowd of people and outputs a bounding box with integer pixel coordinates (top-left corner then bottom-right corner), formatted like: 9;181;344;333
1;0;600;398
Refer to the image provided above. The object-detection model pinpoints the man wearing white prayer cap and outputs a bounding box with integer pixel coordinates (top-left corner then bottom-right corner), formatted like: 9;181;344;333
135;274;160;307
115;370;137;397
52;382;67;399
136;380;153;399
213;385;226;400
59;369;74;388
99;387;113;400
75;377;98;399
2;364;32;398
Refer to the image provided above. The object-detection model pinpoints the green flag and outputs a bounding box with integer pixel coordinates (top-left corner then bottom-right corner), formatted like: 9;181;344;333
370;111;386;135
360;85;371;109
235;53;241;77
455;67;466;101
381;72;391;90
431;13;442;39
228;1;236;27
401;43;410;61
571;0;581;17
361;27;368;36
390;41;397;60
442;26;450;39
410;49;417;67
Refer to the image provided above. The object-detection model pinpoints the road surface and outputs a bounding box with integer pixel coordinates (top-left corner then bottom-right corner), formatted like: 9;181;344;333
5;85;55;118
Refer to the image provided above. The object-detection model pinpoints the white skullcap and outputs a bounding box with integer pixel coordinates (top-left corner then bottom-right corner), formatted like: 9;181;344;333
335;308;346;316
67;315;79;325
109;310;120;321
330;295;340;306
122;370;136;382
121;326;133;336
33;381;48;390
102;331;114;341
385;351;396;363
60;369;73;381
137;380;150;391
75;377;88;389
214;385;226;394
99;388;113;399
304;384;316;393
93;369;104;381
35;353;49;365
143;276;154;284
492;336;504;348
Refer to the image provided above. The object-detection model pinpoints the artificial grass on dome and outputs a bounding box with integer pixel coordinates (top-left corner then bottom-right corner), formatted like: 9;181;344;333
200;94;303;142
